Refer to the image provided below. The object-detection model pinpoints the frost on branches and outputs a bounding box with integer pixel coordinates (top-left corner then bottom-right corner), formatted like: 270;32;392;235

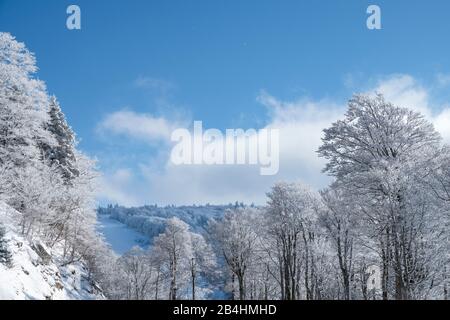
318;94;450;300
1;32;448;300
98;94;449;301
0;32;110;299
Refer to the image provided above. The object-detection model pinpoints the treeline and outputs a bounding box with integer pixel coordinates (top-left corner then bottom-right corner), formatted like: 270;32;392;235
97;203;239;240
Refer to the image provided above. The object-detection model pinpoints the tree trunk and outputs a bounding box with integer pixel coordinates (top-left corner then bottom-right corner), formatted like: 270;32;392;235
238;274;245;300
155;269;160;300
191;263;196;300
231;273;236;300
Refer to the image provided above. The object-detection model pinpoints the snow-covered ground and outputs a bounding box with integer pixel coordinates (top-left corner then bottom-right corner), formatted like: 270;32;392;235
96;214;149;255
0;202;104;300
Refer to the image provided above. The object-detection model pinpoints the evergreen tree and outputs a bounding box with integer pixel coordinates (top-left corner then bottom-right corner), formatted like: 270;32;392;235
0;224;13;267
41;96;78;183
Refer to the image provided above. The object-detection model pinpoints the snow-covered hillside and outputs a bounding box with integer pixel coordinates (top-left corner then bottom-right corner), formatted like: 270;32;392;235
97;204;239;244
96;213;149;255
0;202;104;300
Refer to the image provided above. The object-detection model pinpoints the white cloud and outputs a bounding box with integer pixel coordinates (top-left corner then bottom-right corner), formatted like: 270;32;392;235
97;110;182;143
433;107;450;142
98;95;343;205
97;168;141;206
371;75;431;117
97;74;450;206
370;74;450;142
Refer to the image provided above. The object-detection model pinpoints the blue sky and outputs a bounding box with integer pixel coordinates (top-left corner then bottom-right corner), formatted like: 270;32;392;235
2;0;450;205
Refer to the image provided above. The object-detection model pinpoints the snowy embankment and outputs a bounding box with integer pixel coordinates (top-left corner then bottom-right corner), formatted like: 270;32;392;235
0;202;103;300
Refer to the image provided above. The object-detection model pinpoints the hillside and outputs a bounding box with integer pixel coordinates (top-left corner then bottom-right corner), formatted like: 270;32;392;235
0;202;104;300
97;203;243;243
96;213;149;255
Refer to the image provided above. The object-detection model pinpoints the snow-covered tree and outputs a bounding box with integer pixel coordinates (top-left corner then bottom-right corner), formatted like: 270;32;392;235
116;247;153;300
212;207;259;300
0;224;12;267
0;32;54;169
0;32;56;237
265;182;321;300
189;232;216;300
40;96;78;183
0;32;111;297
152;217;193;300
318;94;449;300
6;162;64;237
319;186;357;299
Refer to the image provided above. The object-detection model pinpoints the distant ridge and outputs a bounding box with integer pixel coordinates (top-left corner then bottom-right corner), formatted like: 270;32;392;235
97;202;251;242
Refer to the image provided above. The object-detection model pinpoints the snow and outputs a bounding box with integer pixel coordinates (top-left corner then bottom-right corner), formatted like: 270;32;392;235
97;204;232;243
96;214;149;255
0;202;104;300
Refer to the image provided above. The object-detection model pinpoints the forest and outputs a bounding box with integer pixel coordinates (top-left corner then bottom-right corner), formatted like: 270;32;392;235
0;32;449;300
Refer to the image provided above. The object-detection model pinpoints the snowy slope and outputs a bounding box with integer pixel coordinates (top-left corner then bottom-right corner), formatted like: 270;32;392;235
97;204;234;243
96;213;149;255
0;202;104;300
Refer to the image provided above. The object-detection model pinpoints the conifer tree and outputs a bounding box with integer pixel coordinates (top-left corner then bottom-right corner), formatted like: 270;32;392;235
41;96;78;183
0;225;13;267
